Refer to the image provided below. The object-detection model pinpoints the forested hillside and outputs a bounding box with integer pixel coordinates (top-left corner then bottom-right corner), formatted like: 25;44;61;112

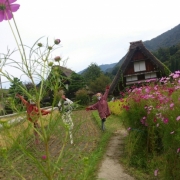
152;43;180;72
144;24;180;51
110;24;180;75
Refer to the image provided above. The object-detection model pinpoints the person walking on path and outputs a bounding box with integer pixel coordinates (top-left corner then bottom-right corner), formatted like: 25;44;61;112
86;85;111;131
16;94;51;144
58;95;74;144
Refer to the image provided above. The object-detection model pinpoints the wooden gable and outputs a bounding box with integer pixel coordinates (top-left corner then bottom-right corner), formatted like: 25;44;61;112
109;40;170;95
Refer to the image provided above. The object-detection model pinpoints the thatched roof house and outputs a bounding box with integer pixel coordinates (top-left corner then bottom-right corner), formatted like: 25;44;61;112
51;65;74;78
58;66;74;78
37;65;74;88
50;65;74;87
109;40;170;95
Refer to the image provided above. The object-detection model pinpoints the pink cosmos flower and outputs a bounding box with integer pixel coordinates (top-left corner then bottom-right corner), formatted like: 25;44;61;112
176;116;180;121
175;70;180;74
173;74;179;79
0;0;20;22
145;88;150;93
169;103;174;108
154;169;158;176
169;73;174;77
177;148;180;153
127;127;131;131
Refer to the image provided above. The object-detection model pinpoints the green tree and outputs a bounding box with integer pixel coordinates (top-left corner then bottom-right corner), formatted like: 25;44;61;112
104;71;114;80
7;78;26;112
111;65;119;76
82;63;102;84
8;77;25;97
65;72;86;99
152;43;180;72
89;74;111;93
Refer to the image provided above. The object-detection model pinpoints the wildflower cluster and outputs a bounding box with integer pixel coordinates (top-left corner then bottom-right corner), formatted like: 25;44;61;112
122;71;180;179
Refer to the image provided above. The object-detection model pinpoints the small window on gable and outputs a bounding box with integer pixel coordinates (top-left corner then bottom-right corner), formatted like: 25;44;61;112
126;75;138;82
145;73;157;79
134;61;146;72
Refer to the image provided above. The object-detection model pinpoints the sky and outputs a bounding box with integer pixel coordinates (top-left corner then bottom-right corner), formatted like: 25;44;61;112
0;0;180;88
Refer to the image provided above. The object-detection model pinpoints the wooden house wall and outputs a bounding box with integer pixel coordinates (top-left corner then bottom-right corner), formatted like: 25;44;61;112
124;63;134;75
145;60;157;71
132;50;146;61
124;51;158;75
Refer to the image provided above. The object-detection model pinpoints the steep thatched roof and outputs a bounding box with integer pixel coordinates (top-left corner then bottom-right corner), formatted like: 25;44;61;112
109;40;170;94
52;65;74;77
37;66;74;88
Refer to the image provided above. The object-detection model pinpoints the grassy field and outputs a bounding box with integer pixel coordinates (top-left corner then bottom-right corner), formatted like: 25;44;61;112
0;109;125;180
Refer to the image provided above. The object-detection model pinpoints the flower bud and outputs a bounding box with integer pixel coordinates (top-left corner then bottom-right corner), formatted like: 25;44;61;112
37;43;43;47
48;62;53;66
54;56;61;62
54;39;61;45
48;46;52;50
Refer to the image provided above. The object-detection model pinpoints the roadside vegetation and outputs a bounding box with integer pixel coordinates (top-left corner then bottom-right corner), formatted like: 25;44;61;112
111;71;180;180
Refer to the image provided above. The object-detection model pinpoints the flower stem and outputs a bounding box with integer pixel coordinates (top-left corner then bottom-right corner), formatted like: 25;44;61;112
12;15;27;63
6;16;24;61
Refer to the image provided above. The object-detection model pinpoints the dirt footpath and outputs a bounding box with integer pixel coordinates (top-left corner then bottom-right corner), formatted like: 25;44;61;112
97;129;135;180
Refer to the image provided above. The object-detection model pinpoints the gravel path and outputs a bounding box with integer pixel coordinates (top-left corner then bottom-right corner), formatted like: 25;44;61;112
97;129;135;180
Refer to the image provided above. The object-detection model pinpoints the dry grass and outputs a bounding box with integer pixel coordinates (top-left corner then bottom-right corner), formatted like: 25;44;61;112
0;110;59;148
0;110;101;180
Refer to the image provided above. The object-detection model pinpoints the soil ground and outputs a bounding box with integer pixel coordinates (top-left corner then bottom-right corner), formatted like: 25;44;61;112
97;129;135;180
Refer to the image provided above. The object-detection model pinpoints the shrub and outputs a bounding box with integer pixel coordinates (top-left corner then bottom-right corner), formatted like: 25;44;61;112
75;89;90;105
108;98;127;115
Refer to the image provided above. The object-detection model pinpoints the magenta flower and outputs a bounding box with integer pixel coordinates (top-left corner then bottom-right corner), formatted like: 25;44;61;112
0;0;20;22
41;155;47;160
177;148;180;153
127;127;131;131
153;117;157;122
163;118;169;124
